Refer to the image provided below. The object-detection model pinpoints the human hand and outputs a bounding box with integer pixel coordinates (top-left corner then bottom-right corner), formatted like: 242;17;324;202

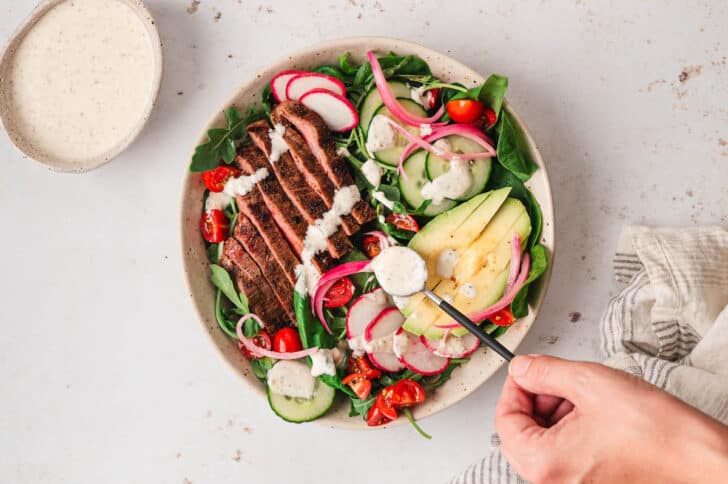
495;355;728;483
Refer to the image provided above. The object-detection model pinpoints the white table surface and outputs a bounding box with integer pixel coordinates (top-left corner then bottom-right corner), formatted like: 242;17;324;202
1;1;726;483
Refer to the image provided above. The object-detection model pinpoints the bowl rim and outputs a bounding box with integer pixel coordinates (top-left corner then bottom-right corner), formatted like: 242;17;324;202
0;0;164;173
179;36;555;429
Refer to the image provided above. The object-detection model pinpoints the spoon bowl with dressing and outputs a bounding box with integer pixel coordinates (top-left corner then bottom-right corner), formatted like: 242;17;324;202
0;0;163;172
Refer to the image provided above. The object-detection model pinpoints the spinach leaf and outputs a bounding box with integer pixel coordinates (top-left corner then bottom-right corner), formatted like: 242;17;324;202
210;264;248;312
294;291;336;349
495;111;537;182
242;316;260;338
479;74;508;121
321;374;357;398
190;107;265;172
490;326;509;338
338;52;359;76
510;244;549;318
214;290;238;339
487;164;543;249
261;85;275;119
353;53;430;92
206;242;223;263
251;357;274;379
341;249;372;292
375;183;400;203
349;394;376;417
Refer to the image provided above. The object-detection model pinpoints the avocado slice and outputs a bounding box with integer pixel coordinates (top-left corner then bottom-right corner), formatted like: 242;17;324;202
403;188;511;325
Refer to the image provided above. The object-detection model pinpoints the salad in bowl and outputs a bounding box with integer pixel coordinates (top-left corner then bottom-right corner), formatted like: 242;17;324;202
186;44;549;431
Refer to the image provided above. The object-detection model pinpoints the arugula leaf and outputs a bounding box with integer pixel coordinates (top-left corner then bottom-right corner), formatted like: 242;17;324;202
210;264;248;312
349;394;376;417
479;74;508;121
511;244;549;318
313;65;344;81
376;183;400;203
320;374;357;398
490;325;509;338
487;164;543;249
339;52;359;76
206;242;223;263
261;85;275;118
251;357;274;379
496;111;537;182
420;362;462;393
190;107;266;172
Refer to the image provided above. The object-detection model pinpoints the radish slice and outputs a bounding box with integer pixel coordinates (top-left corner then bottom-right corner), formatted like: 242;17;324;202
367;51;446;128
365;308;405;372
270;70;308;102
313;260;372;334
285;72;346;101
506;235;522;292
300;89;358;132
421;333;479;358
346;288;390;339
236;314;318;359
400;123;497;162
436;253;531;329
397;329;450;375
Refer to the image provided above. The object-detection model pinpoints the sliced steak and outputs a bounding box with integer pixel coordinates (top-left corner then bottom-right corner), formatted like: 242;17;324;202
234;190;299;287
271;101;375;225
267;117;360;235
219;237;291;330
232;215;296;324
247;120;352;258
235;144;334;272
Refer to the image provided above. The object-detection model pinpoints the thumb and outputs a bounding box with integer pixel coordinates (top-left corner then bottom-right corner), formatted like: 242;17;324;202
509;355;598;404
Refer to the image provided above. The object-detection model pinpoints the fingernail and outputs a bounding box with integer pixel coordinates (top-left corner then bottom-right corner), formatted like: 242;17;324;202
509;355;533;377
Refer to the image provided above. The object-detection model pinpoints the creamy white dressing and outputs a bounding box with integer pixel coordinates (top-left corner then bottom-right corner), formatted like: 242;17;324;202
392;330;410;358
391;295;411;311
361;159;383;187
436;249;459;279
378;215;386;224
348;333;395;355
268;123;288;163
336;146;350;157
203;168;269;212
365;114;396;153
419;124;432;136
370;246;427;297
432;138;452;156
459;283;477;299
267;360;316;399
296;185;361;294
434;333;467;357
410;85;428;106
6;0;156;164
421;156;472;204
309;349;336;377
372;190;395;210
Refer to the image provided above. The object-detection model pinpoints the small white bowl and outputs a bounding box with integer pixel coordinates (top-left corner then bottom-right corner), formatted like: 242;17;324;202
0;0;163;172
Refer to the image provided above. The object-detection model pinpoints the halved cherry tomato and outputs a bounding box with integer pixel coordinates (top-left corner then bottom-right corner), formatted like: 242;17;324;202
366;403;392;426
490;308;516;327
348;355;382;380
342;373;372;400
362;235;383;259
426;88;440;109
481;107;497;129
375;389;398;420
323;277;355;308
386;213;419;233
200;209;229;243
446;99;485;124
272;327;303;353
202;165;241;193
389;379;425;408
239;330;272;359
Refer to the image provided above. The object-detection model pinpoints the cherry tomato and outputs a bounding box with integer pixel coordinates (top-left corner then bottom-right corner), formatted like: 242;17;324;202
323;277;355;308
366;403;392;426
342;373;372;400
385;213;419;233
375;389;398;420
273;327;303;353
446;99;485;124
362;235;383;259
200;209;229;243
348;355;382;380
202;165;241;193
389;380;426;408
490;308;516;327
482;107;497;129
426;88;440;109
239;330;272;359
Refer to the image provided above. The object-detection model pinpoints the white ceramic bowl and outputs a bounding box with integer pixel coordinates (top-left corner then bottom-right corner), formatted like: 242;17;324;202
0;0;163;172
180;37;554;429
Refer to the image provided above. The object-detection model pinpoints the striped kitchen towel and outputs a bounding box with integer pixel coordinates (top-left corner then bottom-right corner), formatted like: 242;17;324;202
448;225;728;484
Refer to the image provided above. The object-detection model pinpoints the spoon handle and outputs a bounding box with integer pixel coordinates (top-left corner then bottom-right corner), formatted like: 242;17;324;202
423;289;515;362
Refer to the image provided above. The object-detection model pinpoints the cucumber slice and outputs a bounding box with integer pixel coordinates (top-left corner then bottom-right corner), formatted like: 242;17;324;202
267;377;335;423
399;150;457;216
368;99;427;167
425;135;492;201
359;81;411;134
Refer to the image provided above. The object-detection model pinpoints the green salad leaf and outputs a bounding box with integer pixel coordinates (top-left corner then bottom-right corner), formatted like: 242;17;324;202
487;164;543;249
479;74;509;122
210;264;249;312
313;65;345;81
294;291;336;350
349;394;376;417
511;244;549;318
496;111;538;182
338;52;359;76
251;357;274;379
353;52;431;92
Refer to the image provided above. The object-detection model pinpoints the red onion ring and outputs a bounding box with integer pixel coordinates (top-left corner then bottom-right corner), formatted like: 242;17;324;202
313;260;372;334
236;314;318;359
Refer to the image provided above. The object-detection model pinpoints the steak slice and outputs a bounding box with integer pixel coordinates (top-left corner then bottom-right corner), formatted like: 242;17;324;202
219;237;291;330
267;117;360;235
234;189;299;287
271;101;375;225
235;144;334;273
233;215;296;324
247;120;353;258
